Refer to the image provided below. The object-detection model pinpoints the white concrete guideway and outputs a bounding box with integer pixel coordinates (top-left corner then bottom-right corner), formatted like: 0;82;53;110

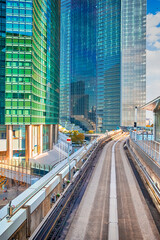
108;139;119;240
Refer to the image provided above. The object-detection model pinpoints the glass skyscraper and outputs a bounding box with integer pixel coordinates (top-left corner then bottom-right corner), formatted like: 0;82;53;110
96;0;121;132
0;0;60;161
60;0;146;132
121;0;146;127
60;0;97;131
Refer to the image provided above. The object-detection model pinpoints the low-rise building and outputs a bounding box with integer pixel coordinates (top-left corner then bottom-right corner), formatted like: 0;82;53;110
142;96;160;142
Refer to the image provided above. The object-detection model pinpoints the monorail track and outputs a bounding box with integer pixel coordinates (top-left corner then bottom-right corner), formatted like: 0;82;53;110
31;133;160;240
32;133;122;240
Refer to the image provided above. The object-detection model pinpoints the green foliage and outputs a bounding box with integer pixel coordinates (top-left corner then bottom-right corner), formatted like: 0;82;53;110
69;130;85;144
87;130;94;134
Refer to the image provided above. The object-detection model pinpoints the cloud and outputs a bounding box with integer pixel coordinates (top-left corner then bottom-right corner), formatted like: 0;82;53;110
146;49;160;101
146;12;160;103
147;12;160;49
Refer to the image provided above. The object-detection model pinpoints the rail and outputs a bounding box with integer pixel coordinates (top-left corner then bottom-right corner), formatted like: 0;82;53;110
0;130;121;221
130;131;160;164
0;143;87;220
126;139;160;204
30;131;122;239
8;144;89;217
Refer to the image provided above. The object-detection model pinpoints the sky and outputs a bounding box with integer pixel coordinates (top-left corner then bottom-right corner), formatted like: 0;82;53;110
146;0;160;102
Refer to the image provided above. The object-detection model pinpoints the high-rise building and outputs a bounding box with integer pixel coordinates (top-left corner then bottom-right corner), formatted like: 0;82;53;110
0;0;60;161
60;0;97;132
60;0;146;132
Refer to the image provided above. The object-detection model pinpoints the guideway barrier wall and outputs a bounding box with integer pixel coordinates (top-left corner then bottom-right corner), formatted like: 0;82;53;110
0;130;121;240
130;132;160;184
130;131;160;164
127;139;160;208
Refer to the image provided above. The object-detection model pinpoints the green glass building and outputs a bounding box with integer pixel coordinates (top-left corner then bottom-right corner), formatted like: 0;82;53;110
0;0;60;161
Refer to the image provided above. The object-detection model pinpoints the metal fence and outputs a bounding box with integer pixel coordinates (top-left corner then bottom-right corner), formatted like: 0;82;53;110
0;158;41;185
130;131;160;164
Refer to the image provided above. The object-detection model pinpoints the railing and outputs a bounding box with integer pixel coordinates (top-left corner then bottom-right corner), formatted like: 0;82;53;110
0;140;94;220
0;130;121;221
130;131;160;164
126;139;160;204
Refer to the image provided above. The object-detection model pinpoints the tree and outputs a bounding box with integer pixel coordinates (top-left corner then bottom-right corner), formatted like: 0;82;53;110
88;130;94;134
77;133;85;143
69;131;85;144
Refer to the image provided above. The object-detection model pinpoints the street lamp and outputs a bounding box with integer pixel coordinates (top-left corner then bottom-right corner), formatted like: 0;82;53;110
67;138;71;180
134;106;138;141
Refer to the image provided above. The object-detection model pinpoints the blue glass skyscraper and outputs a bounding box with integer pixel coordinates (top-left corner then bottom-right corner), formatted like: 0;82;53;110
96;0;121;132
60;0;97;131
60;0;146;132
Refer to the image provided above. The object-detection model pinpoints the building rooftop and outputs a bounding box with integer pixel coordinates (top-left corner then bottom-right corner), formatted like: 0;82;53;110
142;96;160;112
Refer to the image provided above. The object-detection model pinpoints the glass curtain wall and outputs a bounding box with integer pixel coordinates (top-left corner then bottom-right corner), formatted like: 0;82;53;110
121;0;146;127
13;125;25;158
0;0;6;124
70;0;97;131
96;0;121;132
5;0;32;125
32;125;38;156
32;0;60;125
60;0;97;131
60;0;71;124
43;125;50;152
60;0;146;133
3;0;60;126
0;125;6;139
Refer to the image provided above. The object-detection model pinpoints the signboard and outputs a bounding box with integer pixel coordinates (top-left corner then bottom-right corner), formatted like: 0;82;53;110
67;138;71;142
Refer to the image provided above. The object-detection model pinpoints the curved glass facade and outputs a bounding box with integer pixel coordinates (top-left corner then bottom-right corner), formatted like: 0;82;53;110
60;0;71;123
32;0;60;125
0;0;60;126
60;0;146;132
0;0;6;124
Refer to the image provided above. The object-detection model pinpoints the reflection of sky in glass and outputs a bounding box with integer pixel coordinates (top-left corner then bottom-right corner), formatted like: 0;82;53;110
60;0;146;132
6;1;32;36
121;0;146;127
0;1;6;124
60;0;97;130
96;0;121;132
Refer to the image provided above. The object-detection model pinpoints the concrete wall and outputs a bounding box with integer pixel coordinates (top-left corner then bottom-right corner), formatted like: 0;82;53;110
9;221;27;240
1;160;81;239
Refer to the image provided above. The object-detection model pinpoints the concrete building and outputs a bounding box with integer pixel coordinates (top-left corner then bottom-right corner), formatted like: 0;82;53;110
60;0;146;132
142;96;160;142
0;0;60;161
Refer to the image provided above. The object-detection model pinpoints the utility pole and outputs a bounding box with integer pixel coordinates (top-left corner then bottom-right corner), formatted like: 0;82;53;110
134;106;138;141
67;138;71;180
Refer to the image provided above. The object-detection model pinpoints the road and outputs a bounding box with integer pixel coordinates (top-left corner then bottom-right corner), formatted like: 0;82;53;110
64;134;160;240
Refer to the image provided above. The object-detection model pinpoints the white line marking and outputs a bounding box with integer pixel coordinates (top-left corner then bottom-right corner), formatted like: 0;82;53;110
108;140;119;240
